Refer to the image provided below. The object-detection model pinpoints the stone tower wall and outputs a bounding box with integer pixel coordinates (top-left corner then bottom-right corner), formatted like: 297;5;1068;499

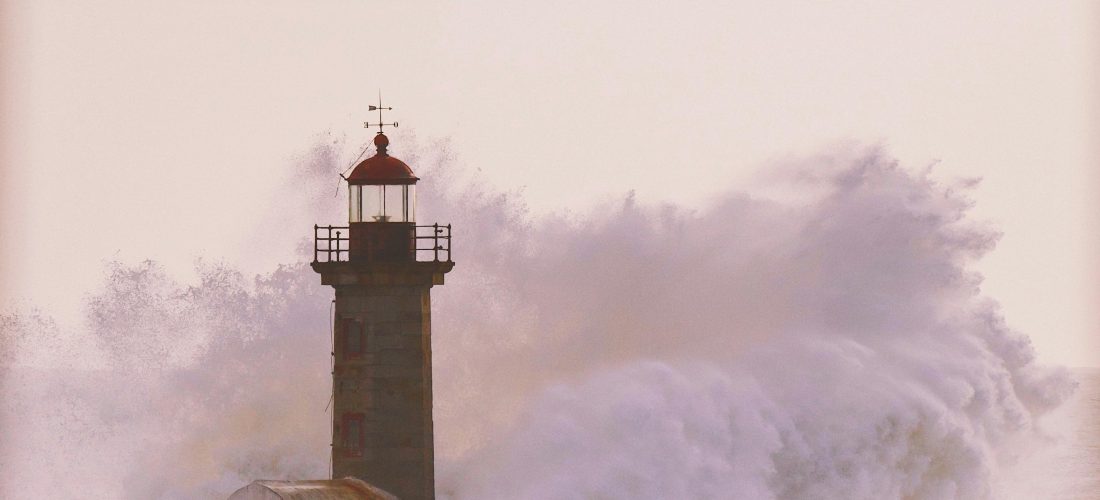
331;282;435;499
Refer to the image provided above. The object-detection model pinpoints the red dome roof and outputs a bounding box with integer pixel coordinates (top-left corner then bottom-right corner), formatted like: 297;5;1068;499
346;134;418;185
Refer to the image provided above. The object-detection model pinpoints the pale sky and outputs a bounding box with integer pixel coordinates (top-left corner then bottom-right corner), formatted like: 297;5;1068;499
2;1;1097;367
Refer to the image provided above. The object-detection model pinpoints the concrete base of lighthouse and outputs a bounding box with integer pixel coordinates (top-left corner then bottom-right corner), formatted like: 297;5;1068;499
312;260;454;500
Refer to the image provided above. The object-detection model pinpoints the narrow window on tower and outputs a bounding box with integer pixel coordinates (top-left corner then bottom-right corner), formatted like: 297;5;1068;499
342;413;364;457
343;318;363;359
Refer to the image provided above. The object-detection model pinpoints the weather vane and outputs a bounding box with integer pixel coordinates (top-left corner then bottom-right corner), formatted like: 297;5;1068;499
363;91;398;134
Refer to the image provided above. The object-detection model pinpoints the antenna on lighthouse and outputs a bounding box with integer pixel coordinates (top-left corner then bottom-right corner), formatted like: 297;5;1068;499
335;142;370;197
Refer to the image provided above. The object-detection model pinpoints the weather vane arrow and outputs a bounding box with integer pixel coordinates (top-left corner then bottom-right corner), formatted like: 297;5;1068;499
363;91;398;133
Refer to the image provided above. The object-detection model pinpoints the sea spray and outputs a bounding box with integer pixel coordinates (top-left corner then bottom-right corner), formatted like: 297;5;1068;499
0;139;1074;499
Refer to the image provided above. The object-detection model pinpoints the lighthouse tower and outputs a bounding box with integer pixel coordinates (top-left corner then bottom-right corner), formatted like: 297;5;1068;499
310;110;453;500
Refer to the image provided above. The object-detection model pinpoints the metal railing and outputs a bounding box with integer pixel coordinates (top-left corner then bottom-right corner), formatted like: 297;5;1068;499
313;224;452;263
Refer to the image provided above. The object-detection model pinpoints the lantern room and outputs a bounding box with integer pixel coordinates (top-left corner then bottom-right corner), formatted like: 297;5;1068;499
344;133;419;262
346;133;417;223
312;111;451;266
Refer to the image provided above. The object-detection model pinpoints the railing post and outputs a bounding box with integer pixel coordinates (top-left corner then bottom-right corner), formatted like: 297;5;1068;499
314;224;319;263
432;223;439;262
446;224;452;262
334;230;342;262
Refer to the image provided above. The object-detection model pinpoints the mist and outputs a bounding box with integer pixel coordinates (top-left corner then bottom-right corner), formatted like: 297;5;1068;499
0;138;1075;499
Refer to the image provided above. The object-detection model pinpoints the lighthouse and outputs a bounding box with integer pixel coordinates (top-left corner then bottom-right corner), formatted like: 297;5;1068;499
310;105;453;500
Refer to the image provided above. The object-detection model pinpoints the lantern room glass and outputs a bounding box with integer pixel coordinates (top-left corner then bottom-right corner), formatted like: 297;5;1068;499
349;184;415;223
349;185;361;222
